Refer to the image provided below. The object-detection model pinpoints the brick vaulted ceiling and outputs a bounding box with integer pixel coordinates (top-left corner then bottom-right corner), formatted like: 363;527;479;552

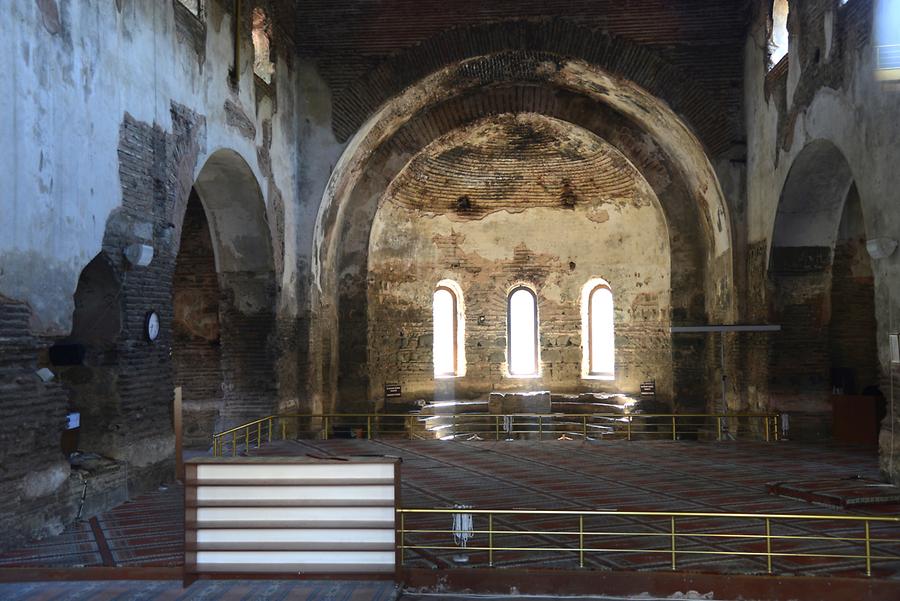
386;113;640;219
291;0;752;151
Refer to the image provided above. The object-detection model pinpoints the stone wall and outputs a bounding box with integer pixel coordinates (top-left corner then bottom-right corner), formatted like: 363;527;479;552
0;0;299;549
743;0;900;477
173;194;223;447
366;114;673;403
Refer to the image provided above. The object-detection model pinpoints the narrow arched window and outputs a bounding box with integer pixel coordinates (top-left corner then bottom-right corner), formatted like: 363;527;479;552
433;286;459;377
587;284;615;377
769;0;789;70
508;287;539;376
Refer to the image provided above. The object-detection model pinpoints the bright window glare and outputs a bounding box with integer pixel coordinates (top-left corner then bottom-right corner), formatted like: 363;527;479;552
433;289;456;376
769;0;789;68
508;289;538;376
589;287;615;376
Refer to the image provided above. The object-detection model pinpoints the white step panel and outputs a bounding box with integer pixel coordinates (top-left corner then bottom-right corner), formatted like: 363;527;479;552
195;505;395;524
196;528;395;545
196;484;394;503
196;550;395;567
196;463;395;481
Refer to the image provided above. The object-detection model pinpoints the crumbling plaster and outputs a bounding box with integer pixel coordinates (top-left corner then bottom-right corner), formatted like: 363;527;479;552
367;114;673;401
744;0;900;478
308;50;738;411
0;0;299;549
1;0;300;336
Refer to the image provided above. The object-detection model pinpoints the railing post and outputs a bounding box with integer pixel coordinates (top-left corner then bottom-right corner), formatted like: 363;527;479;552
232;431;237;457
627;416;632;441
765;518;772;574
670;516;677;570
400;511;405;565
672;416;677;441
717;417;723;441
245;427;250;453
281;418;286;441
257;421;262;448
774;415;780;441
324;416;329;440
488;513;494;567
268;417;273;443
212;436;217;457
865;520;872;577
496;415;500;441
579;514;584;568
367;415;372;440
764;416;770;442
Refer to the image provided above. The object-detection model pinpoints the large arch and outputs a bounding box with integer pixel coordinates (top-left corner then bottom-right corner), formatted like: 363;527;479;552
173;149;278;437
310;47;736;413
768;140;881;442
367;113;674;402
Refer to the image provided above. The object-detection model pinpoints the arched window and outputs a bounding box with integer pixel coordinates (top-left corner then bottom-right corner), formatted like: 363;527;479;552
433;282;465;377
769;0;789;70
586;283;615;378
252;8;275;84
176;0;203;18
507;287;539;377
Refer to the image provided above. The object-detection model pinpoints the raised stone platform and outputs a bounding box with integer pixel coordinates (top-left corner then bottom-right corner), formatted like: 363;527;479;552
488;391;551;414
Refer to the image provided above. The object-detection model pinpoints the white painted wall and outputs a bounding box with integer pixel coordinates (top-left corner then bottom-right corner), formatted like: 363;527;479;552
0;0;299;334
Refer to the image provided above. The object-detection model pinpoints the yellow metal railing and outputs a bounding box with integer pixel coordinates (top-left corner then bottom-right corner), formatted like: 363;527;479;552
397;508;900;577
211;412;780;456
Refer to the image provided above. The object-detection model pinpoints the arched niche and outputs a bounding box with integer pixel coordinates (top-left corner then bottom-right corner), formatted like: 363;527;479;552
366;114;674;403
174;149;278;435
52;252;123;456
768;140;880;442
311;52;734;412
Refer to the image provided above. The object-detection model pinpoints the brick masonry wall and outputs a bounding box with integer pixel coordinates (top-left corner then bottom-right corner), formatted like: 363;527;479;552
173;194;223;447
829;239;879;394
365;115;673;403
294;2;748;155
0;299;70;547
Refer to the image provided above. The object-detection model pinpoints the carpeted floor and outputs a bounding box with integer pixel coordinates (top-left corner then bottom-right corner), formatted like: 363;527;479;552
262;439;900;578
1;440;899;579
0;485;183;569
0;579;398;600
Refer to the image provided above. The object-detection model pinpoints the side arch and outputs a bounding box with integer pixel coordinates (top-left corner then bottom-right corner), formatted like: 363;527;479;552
173;148;278;433
767;139;880;441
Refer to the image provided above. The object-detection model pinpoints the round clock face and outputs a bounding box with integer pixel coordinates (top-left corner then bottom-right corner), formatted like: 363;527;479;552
145;311;160;342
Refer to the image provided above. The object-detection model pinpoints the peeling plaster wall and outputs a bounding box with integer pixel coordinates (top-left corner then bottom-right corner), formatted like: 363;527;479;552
0;0;299;549
367;114;673;403
744;0;900;477
308;48;736;414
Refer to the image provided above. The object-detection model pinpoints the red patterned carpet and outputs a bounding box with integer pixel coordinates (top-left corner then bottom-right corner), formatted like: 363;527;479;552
0;485;182;569
267;439;900;578
2;440;899;579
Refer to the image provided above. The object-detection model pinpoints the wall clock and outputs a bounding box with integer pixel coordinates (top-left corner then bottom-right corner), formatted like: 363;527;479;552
145;311;160;342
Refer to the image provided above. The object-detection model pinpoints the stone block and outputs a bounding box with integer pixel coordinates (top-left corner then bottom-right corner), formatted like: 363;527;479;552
488;391;551;414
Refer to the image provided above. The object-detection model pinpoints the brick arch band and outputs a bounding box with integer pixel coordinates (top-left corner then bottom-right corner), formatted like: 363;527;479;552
331;20;734;155
310;51;736;412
